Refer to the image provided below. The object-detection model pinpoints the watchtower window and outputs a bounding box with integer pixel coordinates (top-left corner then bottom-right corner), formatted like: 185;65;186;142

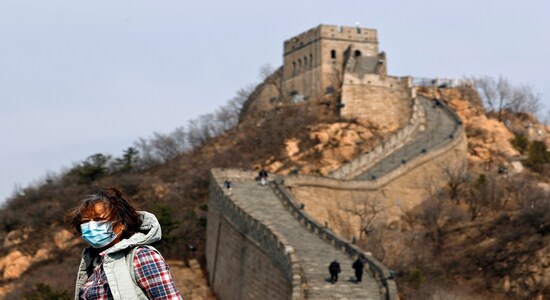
304;56;308;68
298;59;302;69
354;50;362;57
331;50;336;59
309;54;313;67
292;62;296;75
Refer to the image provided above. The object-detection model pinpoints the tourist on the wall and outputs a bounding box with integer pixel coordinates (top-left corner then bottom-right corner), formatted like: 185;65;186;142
258;167;269;186
66;188;183;299
328;259;341;284
352;257;365;283
224;180;232;190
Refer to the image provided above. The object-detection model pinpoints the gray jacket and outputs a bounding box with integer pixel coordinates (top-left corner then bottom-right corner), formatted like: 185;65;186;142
74;211;174;300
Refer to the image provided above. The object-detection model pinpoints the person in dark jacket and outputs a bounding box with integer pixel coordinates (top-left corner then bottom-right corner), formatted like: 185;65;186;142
352;257;365;283
258;167;268;186
328;259;341;284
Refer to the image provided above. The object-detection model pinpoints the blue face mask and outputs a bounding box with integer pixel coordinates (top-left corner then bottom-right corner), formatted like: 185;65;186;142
80;220;118;248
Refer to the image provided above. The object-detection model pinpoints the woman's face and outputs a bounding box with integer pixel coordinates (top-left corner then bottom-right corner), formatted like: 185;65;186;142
80;202;112;224
80;202;124;247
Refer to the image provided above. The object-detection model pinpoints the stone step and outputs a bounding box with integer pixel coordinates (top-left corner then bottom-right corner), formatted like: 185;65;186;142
355;96;458;180
229;181;383;300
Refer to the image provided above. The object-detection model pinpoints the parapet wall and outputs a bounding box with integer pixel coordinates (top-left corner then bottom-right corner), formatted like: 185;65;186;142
331;97;426;179
206;169;306;300
282;24;380;103
283;25;378;55
340;55;413;128
270;178;399;300
287;128;466;191
285;128;466;239
285;100;467;236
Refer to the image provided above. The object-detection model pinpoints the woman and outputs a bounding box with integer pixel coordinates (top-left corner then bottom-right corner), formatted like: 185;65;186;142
66;188;183;299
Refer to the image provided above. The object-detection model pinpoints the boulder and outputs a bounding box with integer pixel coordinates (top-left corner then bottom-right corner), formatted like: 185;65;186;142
2;251;32;280
54;228;80;250
3;228;32;249
313;131;330;144
472;146;491;161
285;139;300;158
31;248;54;264
268;161;284;173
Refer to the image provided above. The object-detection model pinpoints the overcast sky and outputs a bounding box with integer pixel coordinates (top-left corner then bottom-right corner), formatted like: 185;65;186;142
1;0;549;204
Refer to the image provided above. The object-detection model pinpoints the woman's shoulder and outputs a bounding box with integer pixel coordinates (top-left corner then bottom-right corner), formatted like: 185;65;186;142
133;245;162;259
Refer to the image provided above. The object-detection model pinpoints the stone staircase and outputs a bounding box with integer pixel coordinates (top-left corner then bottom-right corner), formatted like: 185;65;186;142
228;180;383;300
209;95;462;299
355;96;460;180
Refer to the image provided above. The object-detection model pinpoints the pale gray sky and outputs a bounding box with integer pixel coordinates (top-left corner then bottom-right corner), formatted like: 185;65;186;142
1;0;549;204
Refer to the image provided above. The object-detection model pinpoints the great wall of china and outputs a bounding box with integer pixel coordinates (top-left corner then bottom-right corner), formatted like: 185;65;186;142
206;25;468;299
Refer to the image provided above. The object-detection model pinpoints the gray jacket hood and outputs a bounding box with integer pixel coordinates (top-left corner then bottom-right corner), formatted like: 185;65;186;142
83;211;162;258
104;211;162;255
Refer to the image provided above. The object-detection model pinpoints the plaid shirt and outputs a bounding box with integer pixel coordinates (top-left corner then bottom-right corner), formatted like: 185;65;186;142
79;247;182;299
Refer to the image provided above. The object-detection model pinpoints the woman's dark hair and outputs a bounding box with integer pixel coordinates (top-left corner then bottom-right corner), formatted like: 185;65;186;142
65;188;142;238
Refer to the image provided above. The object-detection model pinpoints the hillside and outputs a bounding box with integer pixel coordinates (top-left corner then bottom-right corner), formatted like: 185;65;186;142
1;84;549;299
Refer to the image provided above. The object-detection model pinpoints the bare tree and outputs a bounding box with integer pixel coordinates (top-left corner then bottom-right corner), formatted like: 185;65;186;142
502;173;535;209
338;192;385;241
439;162;468;204
464;173;506;220
473;76;540;120
258;64;283;100
507;84;540;115
415;195;446;250
134;127;188;166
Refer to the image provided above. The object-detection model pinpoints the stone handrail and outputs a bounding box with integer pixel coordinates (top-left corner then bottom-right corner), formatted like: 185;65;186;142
210;169;308;299
285;129;465;191
412;77;474;88
330;97;426;179
270;177;398;300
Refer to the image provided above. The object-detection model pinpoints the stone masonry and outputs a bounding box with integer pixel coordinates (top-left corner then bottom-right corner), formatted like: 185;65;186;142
207;169;386;300
209;24;469;300
284;95;468;238
246;24;412;130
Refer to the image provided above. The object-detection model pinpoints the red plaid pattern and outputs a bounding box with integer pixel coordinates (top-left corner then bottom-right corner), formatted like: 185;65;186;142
79;262;110;300
134;247;182;299
79;247;181;299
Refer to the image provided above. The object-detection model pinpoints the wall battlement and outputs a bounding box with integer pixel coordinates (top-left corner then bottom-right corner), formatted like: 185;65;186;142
217;25;469;299
206;169;306;300
283;25;378;55
270;178;398;300
331;97;426;179
284;95;467;239
207;169;393;299
246;24;413;130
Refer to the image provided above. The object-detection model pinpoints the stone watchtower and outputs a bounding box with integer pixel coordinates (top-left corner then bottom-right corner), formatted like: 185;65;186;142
245;24;413;129
282;25;380;103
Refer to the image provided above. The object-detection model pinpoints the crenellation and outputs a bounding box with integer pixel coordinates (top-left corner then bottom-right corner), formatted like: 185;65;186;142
284;25;378;55
331;97;425;178
207;180;301;299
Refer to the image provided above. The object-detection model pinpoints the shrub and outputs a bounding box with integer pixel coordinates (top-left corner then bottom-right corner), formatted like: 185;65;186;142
524;141;550;172
510;132;529;154
22;283;70;300
405;268;425;290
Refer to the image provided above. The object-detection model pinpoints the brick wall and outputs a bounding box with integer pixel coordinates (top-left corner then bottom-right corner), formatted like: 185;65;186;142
206;170;306;300
284;129;467;239
330;97;425;179
341;71;412;129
